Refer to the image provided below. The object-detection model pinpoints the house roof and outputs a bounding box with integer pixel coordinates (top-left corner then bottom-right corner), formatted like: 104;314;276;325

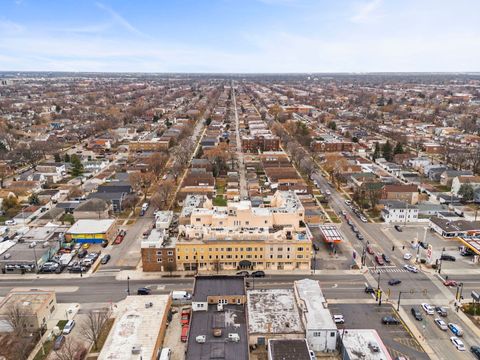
383;184;418;193
192;275;245;302
74;198;109;212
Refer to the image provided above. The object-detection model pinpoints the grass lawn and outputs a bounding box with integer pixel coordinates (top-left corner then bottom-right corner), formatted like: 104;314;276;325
56;320;68;330
434;184;451;192
213;195;227;206
326;211;340;223
91;318;115;353
33;340;54;360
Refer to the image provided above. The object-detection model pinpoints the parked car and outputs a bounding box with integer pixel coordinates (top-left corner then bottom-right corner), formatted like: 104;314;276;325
181;325;189;342
388;279;402;286
251;270;265;278
345;200;351;206
382;253;391;263
440;254;456;261
366;245;374;255
444;280;458;287
356;233;364;240
435;306;448;317
419;241;429;249
411;307;423;321
471;346;480;359
351;226;359;233
382;316;400;325
101;254;111;264
375;255;385;266
181;308;191;325
394;225;402;232
236;271;249;277
404;265;418;273
114;230;126;245
5;220;16;226
77;249;88;258
137;287;151;295
451;337;466;351
63;320;75;334
333;314;344;324
365;286;375;294
360;216;368;223
434;318;448;331
403;253;412;260
101;240;109;248
421;303;434;315
53;335;65;350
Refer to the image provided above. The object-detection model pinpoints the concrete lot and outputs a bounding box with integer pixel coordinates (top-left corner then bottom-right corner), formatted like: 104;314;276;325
329;303;429;360
162;307;187;360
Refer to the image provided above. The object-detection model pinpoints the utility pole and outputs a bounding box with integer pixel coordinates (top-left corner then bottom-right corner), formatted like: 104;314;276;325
438;247;445;274
376;271;381;301
397;291;403;311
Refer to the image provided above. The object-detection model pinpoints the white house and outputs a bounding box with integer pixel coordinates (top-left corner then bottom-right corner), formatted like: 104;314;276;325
380;201;419;223
294;279;337;353
451;176;480;196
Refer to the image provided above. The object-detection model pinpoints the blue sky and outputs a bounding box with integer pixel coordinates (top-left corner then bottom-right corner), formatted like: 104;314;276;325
0;0;479;72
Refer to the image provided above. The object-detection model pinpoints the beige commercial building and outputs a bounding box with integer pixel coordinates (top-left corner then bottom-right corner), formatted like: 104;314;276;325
0;289;57;332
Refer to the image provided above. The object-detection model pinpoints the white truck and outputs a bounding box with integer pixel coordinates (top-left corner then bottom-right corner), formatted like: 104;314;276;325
171;290;192;300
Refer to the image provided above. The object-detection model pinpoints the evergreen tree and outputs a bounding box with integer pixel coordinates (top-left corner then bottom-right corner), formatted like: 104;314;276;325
70;154;84;177
458;184;474;201
54;153;61;162
28;193;40;205
64;153;70;162
382;141;393;161
393;142;404;155
372;142;381;160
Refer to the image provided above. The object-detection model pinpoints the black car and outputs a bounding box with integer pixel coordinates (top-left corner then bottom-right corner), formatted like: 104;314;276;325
365;286;375;294
394;225;402;232
137;287;152;295
388;279;401;286
251;270;265;278
411;307;423;321
471;346;480;359
382;253;391;263
236;271;249;277
382;316;400;325
440;254;456;262
312;243;320;251
419;241;429;249
351;226;359;233
69;265;86;273
460;249;474;256
101;254;111;264
77;249;88;258
101;240;109;248
356;233;364;240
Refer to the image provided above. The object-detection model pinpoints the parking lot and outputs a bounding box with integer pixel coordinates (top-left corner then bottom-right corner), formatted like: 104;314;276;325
329;303;429;360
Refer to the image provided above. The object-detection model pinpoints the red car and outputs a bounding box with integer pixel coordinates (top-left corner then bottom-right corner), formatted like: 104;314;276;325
113;230;127;245
181;308;191;325
180;325;189;342
366;245;374;255
375;255;385;266
444;280;458;287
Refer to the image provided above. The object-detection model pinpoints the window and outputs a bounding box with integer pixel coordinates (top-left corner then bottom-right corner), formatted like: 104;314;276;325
157;258;162;263
185;256;189;260
297;247;304;251
226;247;232;252
168;258;174;262
167;251;173;256
246;221;249;225
265;220;268;224
156;251;162;256
313;331;322;337
196;218;201;222
297;255;303;259
278;247;283;251
246;247;252;251
330;332;336;337
277;255;283;259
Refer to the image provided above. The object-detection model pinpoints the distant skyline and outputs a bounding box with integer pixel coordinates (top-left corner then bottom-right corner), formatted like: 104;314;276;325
0;0;479;73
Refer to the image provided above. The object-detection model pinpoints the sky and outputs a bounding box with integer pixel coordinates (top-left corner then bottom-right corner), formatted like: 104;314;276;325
0;0;479;73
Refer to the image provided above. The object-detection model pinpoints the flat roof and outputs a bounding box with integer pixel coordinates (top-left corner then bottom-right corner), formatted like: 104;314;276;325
186;304;248;360
268;339;311;360
0;289;55;316
247;289;303;334
98;295;170;360
67;219;115;234
295;279;336;330
193;276;245;302
318;225;343;243
341;329;392;360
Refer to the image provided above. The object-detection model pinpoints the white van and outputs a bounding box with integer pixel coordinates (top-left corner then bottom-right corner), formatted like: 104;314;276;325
142;203;149;211
63;320;75;334
172;290;192;300
158;348;171;360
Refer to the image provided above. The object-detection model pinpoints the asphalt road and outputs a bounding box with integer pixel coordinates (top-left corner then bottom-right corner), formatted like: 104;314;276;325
0;273;369;303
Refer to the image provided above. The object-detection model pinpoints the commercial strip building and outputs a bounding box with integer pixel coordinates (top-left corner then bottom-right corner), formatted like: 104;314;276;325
294;279;337;353
99;295;171;360
65;219;116;244
187;276;249;360
340;329;392;360
268;339;313;360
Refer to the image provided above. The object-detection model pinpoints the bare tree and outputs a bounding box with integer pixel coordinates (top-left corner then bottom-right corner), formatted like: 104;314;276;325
300;158;315;179
80;309;111;351
150;180;176;210
129;171;155;199
67;186;84;200
54;337;86;360
146;152;168;179
6;304;29;336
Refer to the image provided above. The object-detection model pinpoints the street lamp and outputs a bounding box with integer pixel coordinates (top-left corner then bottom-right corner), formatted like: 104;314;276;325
127;276;130;296
376;271;381;301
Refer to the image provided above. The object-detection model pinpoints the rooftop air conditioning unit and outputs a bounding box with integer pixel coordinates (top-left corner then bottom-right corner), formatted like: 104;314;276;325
131;346;142;354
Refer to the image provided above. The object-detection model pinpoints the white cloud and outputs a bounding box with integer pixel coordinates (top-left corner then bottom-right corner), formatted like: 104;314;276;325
0;19;24;33
350;0;383;23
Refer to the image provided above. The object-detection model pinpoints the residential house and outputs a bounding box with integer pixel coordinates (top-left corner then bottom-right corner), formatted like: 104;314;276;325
381;184;419;205
451;176;480;196
380;200;419;223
